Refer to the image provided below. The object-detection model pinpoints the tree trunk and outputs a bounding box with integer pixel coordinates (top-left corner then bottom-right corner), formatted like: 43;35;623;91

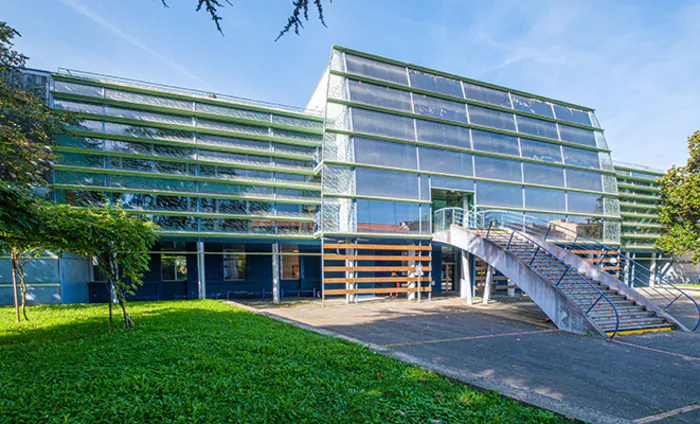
17;260;29;321
116;291;135;328
10;252;19;323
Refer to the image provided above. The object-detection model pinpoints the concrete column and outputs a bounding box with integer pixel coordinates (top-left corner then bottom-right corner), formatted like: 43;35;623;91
460;250;473;305
197;240;206;300
650;252;658;287
272;242;280;304
482;264;494;304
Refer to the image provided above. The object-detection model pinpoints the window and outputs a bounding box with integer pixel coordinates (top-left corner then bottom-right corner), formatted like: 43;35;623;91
522;162;565;187
470;129;520;157
415;119;469;148
553;105;592;127
281;245;300;279
413;94;467;123
161;254;187;281
348;80;412;112
520;139;562;163
354;137;417;170
409;70;463;98
563;146;600;169
345;54;408;85
356;199;422;234
511;95;554;118
463;83;511;108
223;247;246;281
474;156;522;182
558;124;597;147
356;168;419;199
525;187;566;212
566;169;603;192
468;105;516;132
352;108;415;140
475;182;523;208
419;146;472;176
516;116;559;140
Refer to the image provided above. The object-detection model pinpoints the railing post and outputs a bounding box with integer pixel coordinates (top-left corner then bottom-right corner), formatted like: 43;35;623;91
528;246;541;266
505;231;515;250
543;224;552;241
486;220;494;239
555;267;569;287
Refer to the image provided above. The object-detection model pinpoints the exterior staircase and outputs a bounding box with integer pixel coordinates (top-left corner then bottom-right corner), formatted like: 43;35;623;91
478;229;675;336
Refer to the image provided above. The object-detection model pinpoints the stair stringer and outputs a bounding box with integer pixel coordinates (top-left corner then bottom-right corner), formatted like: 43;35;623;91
433;226;604;336
528;236;688;332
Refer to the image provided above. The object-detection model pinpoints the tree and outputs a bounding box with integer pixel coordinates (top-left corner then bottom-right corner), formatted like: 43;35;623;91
0;21;75;189
39;202;160;328
657;131;700;264
163;0;328;39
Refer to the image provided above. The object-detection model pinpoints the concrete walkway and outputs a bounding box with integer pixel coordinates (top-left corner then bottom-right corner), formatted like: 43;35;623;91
247;296;700;424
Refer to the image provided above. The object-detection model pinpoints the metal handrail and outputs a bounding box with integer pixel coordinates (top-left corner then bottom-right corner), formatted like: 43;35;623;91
475;210;700;331
435;207;620;337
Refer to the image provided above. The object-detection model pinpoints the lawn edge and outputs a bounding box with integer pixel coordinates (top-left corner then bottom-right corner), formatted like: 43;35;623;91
220;300;623;424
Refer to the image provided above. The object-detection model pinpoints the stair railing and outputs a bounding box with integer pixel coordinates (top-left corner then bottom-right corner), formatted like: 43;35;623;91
435;207;620;337
474;210;700;331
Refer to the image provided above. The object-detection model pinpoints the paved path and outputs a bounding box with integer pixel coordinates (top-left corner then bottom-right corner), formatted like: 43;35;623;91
250;296;700;424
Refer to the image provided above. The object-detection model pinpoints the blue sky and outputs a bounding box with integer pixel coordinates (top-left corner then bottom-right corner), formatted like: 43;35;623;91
4;0;698;170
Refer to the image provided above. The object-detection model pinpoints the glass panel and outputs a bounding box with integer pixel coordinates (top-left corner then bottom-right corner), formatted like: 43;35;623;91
354;137;417;170
599;152;614;171
58;152;104;168
272;129;322;142
356;168;419;200
470;129;519;156
272;113;323;130
352;107;415;140
325;103;351;130
558;124;596;147
53;81;103;98
568;215;602;240
563;146;600;169
566;169;603;192
198;134;269;151
516;116;559;140
474;156;522;182
281;246;301;279
431;176;474;192
595;131;609;150
468;105;516;132
522;162;564;187
604;197;620;216
463;83;511;108
602;175;618;193
223;250;247;280
197;119;269;137
475;182;523;208
567;192;604;214
419;146;472;176
409;70;463;98
54;99;103;115
415;119;469;148
105;89;193;111
520;139;562;163
356;199;421;234
413;94;467;123
327;74;348;100
161;255;188;281
55;135;104;150
525;187;566;212
321;197;355;233
419;175;430;201
344;54;408;85
322;165;354;195
603;221;620;244
55;171;103;186
105;105;192;126
553;104;592;127
196;102;270;122
348;80;412;112
511;95;554;118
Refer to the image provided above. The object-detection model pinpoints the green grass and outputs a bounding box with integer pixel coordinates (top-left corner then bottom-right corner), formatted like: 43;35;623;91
0;301;572;423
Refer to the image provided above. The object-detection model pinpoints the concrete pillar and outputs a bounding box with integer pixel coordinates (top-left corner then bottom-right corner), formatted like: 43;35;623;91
650;252;657;287
272;242;280;304
507;281;515;297
197;240;206;300
482;264;494;304
460;250;473;305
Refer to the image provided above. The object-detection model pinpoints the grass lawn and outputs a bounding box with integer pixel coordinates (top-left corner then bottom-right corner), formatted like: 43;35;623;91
0;300;572;423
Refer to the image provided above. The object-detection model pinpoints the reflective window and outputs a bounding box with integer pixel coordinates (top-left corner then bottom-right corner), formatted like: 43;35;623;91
468;105;516;132
431;176;474;192
516;116;559;140
197;119;269;137
476;182;523;208
356;168;419;199
161;255;187;281
563;146;600;169
463;83;511;108
413;94;467;123
196;102;269;122
223;248;246;280
356;199;422;234
567;192;604;214
522;162;564;187
419;147;472;176
272;114;323;130
416;119;469;148
53;81;103;98
352;108;415;140
567;215;602;240
280;245;301;279
272;129;322;143
553;104;592;127
409;70;463;98
105;105;192;126
511;95;554;118
525;187;566;212
474;156;522;182
105;89;193;111
354;137;417;169
199;134;268;151
566;169;603;192
54;99;103;115
348;80;412;112
344;54;408;85
558;124;596;147
471;129;519;157
520;139;562;163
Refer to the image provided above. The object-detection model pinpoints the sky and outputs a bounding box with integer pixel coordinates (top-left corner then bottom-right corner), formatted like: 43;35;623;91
3;0;698;170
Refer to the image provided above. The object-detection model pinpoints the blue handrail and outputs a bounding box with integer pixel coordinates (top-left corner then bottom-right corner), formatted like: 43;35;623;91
475;209;700;331
435;207;620;337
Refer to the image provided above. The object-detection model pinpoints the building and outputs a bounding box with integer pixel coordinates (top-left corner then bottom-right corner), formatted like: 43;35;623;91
0;46;693;306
